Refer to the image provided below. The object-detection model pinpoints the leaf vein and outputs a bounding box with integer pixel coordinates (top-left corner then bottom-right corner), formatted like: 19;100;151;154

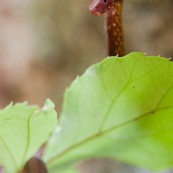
47;104;173;165
21;113;32;167
0;136;17;168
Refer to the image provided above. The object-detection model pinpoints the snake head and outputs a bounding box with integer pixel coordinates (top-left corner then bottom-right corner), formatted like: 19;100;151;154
89;0;117;16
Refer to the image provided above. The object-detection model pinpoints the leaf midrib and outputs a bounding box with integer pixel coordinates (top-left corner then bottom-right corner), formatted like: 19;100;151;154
0;136;17;171
20;113;32;170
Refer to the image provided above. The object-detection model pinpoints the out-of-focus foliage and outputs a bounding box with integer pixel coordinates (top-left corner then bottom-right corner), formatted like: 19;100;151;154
124;0;173;57
32;0;105;71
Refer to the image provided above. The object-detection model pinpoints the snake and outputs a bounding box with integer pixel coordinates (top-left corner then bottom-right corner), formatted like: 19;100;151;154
89;0;124;56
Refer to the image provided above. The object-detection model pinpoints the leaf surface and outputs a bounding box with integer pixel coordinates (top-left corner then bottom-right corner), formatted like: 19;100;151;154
0;99;57;173
44;52;173;171
49;166;80;173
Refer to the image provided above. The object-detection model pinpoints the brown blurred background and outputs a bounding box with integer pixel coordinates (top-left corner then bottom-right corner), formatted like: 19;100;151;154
0;0;173;172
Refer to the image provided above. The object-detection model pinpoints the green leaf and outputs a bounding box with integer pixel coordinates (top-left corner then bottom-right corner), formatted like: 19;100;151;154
44;52;173;171
0;99;57;173
49;165;80;173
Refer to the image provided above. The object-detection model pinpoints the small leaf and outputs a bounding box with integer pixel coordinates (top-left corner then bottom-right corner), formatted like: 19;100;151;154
44;52;173;171
0;99;57;173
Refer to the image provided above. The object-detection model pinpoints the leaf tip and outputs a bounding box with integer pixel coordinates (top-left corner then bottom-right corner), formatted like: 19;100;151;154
42;99;55;111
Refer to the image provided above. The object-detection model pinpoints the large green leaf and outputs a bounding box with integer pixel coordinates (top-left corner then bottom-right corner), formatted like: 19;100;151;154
0;99;57;173
44;52;173;172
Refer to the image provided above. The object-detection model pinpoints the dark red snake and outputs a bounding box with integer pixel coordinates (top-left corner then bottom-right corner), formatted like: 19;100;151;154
89;0;124;56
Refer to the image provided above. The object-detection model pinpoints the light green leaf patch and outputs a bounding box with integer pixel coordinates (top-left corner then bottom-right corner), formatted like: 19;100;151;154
44;52;173;172
49;165;80;173
0;99;57;173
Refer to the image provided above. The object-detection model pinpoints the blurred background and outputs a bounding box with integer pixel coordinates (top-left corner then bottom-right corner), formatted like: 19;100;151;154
0;0;173;172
